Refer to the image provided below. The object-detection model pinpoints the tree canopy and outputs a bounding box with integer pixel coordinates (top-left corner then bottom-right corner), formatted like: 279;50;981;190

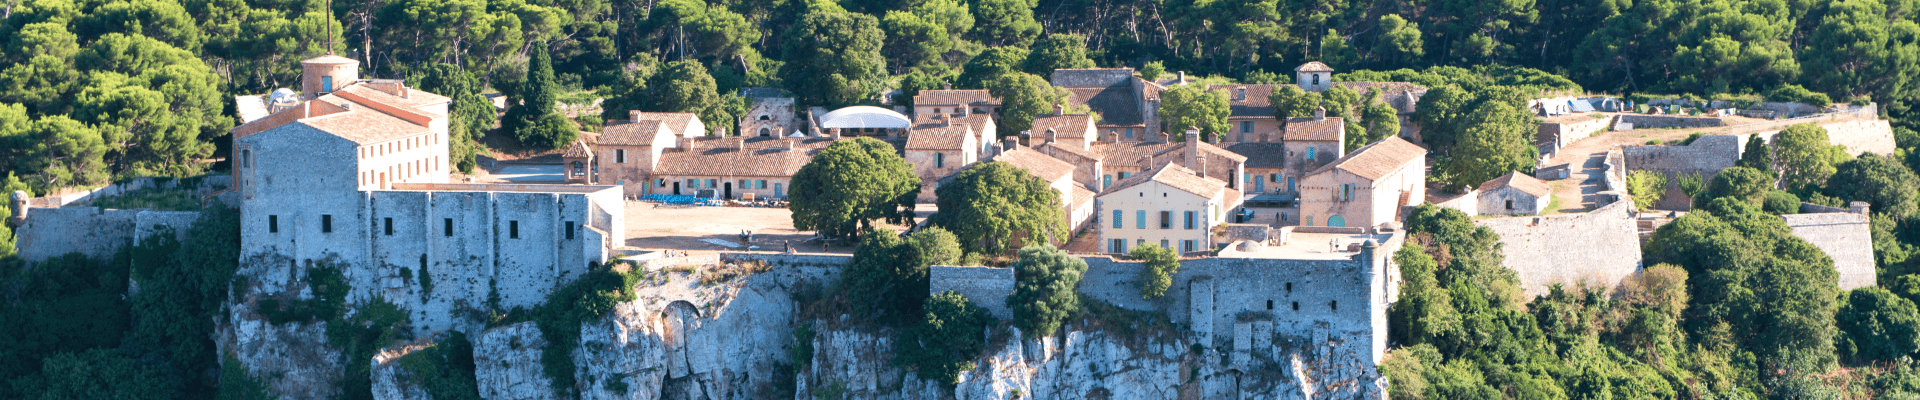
1005;244;1084;337
929;161;1065;254
789;137;917;238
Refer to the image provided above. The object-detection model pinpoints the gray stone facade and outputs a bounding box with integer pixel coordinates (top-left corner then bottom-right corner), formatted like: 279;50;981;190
1475;200;1643;297
927;265;1016;319
14;207;204;262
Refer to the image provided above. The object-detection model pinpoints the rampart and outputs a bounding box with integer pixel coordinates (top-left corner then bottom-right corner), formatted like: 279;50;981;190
1782;209;1876;290
1537;114;1612;157
1618;114;1726;129
1475;200;1643;296
29;175;233;208
15;207;204;262
928;266;1016;319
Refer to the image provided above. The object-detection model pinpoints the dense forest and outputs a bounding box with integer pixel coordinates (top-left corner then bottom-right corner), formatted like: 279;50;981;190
4;0;1920;194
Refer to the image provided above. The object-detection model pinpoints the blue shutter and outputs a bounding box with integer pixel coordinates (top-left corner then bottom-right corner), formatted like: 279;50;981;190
1136;210;1146;229
1112;210;1123;229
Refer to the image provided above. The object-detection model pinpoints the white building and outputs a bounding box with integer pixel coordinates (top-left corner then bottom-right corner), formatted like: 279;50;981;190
1097;163;1243;254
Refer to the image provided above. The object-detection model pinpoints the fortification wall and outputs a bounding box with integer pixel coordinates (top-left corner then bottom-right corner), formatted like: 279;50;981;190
928;266;1016;319
30;175;233;208
1537;115;1612;155
1475;200;1642;297
15;207;207;262
1618;115;1725;129
1050;69;1133;87
1819;119;1897;156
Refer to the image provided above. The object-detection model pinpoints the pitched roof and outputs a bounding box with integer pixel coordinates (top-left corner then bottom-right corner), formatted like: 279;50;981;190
1101;162;1229;198
907;123;972;150
1309;136;1427;180
656;147;816;177
1478;172;1551;197
562;140;593;158
602;120;669;146
1284;117;1344;142
1063;86;1144;126
1031;114;1096;139
914;89;1000;106
995;148;1076;183
1164;141;1250;163
627;112;700;135
339;82;451;112
1295;61;1334;72
298;100;432;144
1222;142;1288;169
1038;140;1100;161
1209;84;1279;118
1090;141;1178;168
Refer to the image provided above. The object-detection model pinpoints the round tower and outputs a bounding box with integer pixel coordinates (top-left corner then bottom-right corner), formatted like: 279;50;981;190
301;55;360;98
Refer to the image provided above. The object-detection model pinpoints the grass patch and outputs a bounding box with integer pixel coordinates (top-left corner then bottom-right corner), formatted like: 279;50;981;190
90;189;202;211
698;261;769;286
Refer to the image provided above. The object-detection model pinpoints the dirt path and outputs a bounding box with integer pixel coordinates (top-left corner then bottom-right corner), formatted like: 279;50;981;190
1540;127;1719;213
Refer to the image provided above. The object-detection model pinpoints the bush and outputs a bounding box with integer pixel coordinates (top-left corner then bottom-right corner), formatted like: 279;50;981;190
894;291;992;386
1129;244;1180;299
532;261;643;397
329;297;413;400
840;227;960;325
1837;287;1920;363
393;331;481;400
1007;245;1087;337
1767;84;1832;106
1627;170;1668;209
1764;191;1801;214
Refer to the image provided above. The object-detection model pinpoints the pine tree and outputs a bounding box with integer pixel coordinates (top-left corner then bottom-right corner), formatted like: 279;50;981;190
506;43;575;149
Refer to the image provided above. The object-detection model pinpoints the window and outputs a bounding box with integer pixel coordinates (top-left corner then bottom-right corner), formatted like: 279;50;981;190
1330;300;1338;311
1506;200;1515;210
1305;147;1315;160
269;215;278;233
1286;282;1293;292
1111;239;1126;253
1311;74;1319;85
758;180;768;189
705;179;716;188
444;218;453;237
1183;211;1195;229
687;179;699;188
242;149;252;168
1306;216;1314;226
1125;128;1135;138
935;152;945;168
509;221;519;239
1159;211;1171;229
656;179;666;188
759;115;770;120
322;76;333;92
1292;301;1300;311
321;215;333;233
384;218;394;235
741;179;751;189
565;221;575;240
1103;175;1112;188
1182;240;1196;252
1241;121;1253;133
1160;239;1169;249
616;149;627;163
1267;300;1274;310
1136;210;1146;229
1119;171;1130;179
1112;210;1123;229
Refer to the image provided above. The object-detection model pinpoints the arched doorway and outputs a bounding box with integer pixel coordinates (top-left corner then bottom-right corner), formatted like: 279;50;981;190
1327;215;1346;227
758;127;770;136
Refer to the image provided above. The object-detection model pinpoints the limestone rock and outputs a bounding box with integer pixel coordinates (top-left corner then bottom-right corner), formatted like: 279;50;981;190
475;322;555;400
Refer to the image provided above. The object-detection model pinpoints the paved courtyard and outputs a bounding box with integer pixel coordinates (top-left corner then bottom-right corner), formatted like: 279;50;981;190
622;201;922;255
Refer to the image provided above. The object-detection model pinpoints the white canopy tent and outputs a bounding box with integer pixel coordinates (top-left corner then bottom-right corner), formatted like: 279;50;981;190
817;106;912;129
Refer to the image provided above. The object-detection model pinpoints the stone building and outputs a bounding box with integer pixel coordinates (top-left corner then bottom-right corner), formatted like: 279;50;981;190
994;146;1096;235
1477;172;1552;215
1097;162;1242;254
562;140;594;184
650;137;829;199
1278;108;1347;196
1297;137;1426;228
738;88;796;137
1208;84;1286;143
230;53;625;333
911;88;1001;121
905;115;982;202
1786;202;1877;290
596;112;706;197
1051;68;1164;141
1295;62;1336;92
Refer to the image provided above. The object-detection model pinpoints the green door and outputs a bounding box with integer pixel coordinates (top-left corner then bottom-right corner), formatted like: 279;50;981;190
1328;215;1346;227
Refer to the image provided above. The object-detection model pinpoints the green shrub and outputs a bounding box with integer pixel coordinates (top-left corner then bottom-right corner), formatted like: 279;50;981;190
90;189;204;211
894;291;992;386
1007;245;1086;337
329;297;413;400
1766;84;1832;106
1627;170;1668;208
1128;244;1180;299
394;331;481;400
1764;191;1801;214
532;261;643;397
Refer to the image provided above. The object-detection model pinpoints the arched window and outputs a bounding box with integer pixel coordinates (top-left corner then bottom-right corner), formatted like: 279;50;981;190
1311;74;1320;85
759;115;770;120
242;149;251;168
759;128;771;136
1327;215;1346;227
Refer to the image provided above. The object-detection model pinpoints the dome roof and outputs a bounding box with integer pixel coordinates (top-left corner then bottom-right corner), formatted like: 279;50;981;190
818;106;911;129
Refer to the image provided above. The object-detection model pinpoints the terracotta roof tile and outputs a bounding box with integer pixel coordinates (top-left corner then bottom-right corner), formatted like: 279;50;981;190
339;82;451;112
1295;61;1334;72
1031;114;1096;139
562;140;593;158
300;108;432;144
1478;172;1551;197
627;112;699;135
1090;141;1177;167
1038;141;1100;161
907;123;972;150
1309;136;1426;180
995;148;1076;183
1149;141;1250;163
602;120;668;146
1102;162;1229;198
913;89;1000;106
1284;117;1344;142
656;147;816;177
1209;84;1279;118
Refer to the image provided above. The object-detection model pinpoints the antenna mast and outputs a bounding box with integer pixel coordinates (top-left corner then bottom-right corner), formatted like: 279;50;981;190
325;0;334;55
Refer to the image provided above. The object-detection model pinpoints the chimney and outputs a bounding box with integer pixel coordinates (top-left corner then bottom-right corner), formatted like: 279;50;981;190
1044;128;1058;145
831;128;843;140
1054;103;1065;116
1004;137;1020;151
736;137;746;149
943;81;952;90
1851;201;1872;215
944;114;954;127
1314;106;1327;120
958;106;969;117
1184;127;1201;174
1159;131;1170;143
785;138;796;150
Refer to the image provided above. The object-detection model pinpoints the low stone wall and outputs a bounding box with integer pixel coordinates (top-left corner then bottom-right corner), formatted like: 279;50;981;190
1617;114;1726;129
31;175;232;208
14;207;204;262
1537;114;1613;156
1475;200;1643;297
928;266;1016;319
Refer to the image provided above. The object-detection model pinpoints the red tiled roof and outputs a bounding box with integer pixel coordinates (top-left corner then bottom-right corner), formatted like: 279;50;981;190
1478;172;1552;197
1309;136;1426;180
913;89;1000;106
1284;117;1344;142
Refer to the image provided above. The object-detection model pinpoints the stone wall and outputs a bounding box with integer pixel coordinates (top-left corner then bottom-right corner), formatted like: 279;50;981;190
927;265;1015;319
30;175;233;208
1475;200;1643;297
1617;114;1726;129
1536;114;1613;157
1783;211;1877;290
14;207;204;262
1050;68;1134;87
1478;186;1547;216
